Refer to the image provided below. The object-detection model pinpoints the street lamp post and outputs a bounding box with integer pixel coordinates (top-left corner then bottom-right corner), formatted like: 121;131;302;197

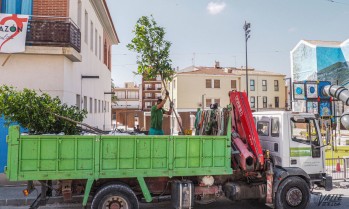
243;21;251;98
283;77;292;110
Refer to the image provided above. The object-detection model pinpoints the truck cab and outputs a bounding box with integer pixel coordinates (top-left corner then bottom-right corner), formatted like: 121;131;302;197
253;111;331;189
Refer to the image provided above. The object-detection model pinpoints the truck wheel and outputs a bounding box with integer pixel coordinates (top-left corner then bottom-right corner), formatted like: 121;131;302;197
91;184;139;209
275;176;309;209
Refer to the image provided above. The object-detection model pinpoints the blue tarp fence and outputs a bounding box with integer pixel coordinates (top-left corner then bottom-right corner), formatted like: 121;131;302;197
0;116;26;173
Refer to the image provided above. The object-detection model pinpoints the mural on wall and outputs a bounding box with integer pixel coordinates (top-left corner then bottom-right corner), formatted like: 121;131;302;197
317;47;349;87
291;39;349;112
292;40;349;87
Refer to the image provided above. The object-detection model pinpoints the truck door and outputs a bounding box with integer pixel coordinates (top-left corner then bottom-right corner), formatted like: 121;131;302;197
256;116;282;166
289;117;324;175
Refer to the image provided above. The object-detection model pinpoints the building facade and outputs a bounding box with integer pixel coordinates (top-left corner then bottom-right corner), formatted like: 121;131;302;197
112;82;141;130
170;65;286;112
0;0;119;130
141;75;163;111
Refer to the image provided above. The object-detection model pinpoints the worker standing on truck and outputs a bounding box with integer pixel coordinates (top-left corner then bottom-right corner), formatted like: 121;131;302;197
149;91;173;135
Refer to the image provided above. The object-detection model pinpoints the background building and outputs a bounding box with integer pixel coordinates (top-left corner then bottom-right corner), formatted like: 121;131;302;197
291;39;349;112
170;64;286;112
0;0;119;130
141;75;163;111
112;82;141;130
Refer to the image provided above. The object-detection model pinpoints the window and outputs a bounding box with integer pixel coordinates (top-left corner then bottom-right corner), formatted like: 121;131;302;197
95;29;98;56
250;96;255;108
155;93;161;98
99;35;102;60
145;84;152;90
257;121;269;136
250;80;255;91
77;0;82;28
231;80;237;89
173;79;176;89
275;97;279;108
145;102;152;109
90;21;93;51
104;40;108;65
206;79;212;88
263;96;267;108
89;97;93;113
155;84;162;90
94;99;97;113
98;100;101;113
291;118;320;158
1;0;32;14
127;91;138;99
84;11;88;44
84;96;87;111
145;93;152;98
262;80;267;91
271;117;280;137
116;91;126;99
206;98;212;107
76;94;81;110
214;99;220;107
214;79;220;88
274;80;279;91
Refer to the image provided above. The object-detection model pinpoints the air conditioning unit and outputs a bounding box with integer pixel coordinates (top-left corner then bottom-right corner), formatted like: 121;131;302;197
268;104;273;108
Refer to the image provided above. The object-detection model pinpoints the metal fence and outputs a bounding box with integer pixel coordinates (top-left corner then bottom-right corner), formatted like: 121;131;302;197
325;158;349;180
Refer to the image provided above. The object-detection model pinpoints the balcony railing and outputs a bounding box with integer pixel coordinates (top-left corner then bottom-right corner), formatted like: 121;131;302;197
26;16;81;52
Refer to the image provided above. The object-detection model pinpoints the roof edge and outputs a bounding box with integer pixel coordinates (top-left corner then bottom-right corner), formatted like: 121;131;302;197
90;0;119;44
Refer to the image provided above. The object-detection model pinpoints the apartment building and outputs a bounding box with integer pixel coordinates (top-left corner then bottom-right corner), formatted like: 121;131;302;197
240;69;286;111
141;75;163;111
0;0;119;130
169;65;286;113
112;82;142;130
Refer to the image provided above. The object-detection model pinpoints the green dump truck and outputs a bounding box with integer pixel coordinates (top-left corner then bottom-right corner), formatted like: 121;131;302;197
5;91;325;209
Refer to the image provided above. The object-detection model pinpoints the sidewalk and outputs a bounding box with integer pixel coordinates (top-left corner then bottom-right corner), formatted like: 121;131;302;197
0;174;27;187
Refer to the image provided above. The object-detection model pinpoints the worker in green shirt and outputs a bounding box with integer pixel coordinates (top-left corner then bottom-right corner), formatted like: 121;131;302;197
149;91;173;135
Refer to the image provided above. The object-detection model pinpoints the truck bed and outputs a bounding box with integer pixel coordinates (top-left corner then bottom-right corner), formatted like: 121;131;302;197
6;126;232;181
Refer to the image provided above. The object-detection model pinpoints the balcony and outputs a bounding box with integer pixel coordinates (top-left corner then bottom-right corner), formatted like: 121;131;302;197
26;17;81;53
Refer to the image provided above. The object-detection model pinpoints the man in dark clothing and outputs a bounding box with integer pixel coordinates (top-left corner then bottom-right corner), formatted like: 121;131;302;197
149;91;173;135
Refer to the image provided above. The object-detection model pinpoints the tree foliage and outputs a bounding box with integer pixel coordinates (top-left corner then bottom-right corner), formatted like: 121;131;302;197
0;85;87;135
127;15;174;82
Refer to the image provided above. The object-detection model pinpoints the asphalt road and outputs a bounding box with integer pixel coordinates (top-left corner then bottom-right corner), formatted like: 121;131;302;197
1;187;349;209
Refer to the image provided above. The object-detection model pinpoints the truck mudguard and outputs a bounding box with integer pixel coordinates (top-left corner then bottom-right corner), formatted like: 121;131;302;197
272;165;311;196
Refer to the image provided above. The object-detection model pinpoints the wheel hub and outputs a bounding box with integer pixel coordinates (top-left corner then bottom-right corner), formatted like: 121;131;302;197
286;187;303;206
110;202;121;209
103;196;128;209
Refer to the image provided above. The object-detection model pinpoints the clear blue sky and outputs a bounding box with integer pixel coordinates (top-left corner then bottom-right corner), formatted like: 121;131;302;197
106;0;349;87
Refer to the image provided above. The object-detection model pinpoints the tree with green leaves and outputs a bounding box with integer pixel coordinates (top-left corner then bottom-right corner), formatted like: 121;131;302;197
0;85;87;135
127;15;175;83
127;15;184;133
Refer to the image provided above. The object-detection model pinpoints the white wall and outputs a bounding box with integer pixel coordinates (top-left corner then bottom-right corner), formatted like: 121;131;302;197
66;0;112;130
0;54;64;99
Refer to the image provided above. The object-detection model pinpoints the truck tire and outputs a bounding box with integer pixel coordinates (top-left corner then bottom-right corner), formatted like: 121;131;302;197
91;184;139;209
275;176;309;209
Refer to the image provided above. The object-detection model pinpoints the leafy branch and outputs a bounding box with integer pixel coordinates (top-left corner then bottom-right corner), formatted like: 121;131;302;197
0;85;87;135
